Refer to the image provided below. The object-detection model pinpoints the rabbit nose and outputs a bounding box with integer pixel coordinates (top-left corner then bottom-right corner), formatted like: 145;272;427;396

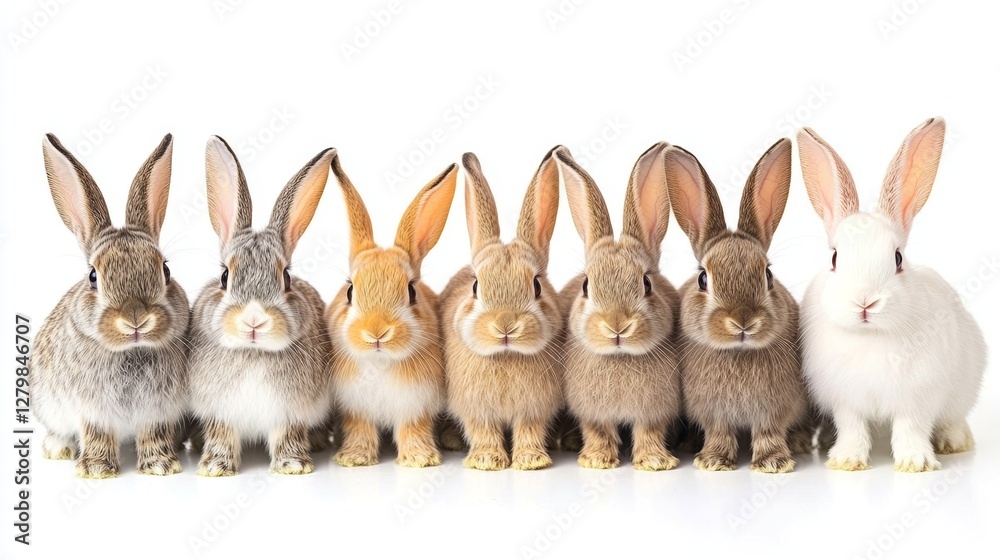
116;302;157;336
489;315;524;345
726;314;762;338
361;325;395;349
239;302;273;332
598;318;637;342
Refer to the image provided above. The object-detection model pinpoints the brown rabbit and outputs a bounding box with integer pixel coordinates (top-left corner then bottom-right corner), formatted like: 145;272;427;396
440;149;564;471
555;144;682;470
665;139;811;473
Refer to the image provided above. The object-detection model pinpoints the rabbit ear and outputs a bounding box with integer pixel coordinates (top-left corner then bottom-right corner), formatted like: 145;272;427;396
797;127;859;239
555;146;613;249
42;134;112;255
623;142;671;262
269;147;336;256
664;145;727;260
395;164;458;271
737;138;792;251
205;136;253;248
125;134;173;242
461;152;501;254
330;152;376;259
516;147;561;271
878;117;945;235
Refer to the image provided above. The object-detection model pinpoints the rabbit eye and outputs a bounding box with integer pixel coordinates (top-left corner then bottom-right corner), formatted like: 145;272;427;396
698;270;708;292
346;283;354;305
220;268;229;290
408;282;417;306
283;268;291;292
832;250;837;271
472;280;478;299
895;250;903;272
766;267;774;290
643;275;652;297
163;262;171;285
582;277;589;298
533;276;542;299
89;268;97;290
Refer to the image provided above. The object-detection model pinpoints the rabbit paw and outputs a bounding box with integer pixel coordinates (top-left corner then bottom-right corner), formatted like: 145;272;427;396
463;449;510;471
512;450;552;470
751;454;795;474
578;451;620;470
893;453;941;473
197;456;237;477
75;457;119;479
138;456;182;476
334;450;379;467
43;435;77;460
694;452;737;472
633;452;679;472
933;426;974;455
271;457;315;475
397;451;442;469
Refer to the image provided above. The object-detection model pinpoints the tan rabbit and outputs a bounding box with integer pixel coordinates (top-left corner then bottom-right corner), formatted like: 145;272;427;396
32;134;189;478
440;149;564;471
326;154;458;468
556;143;682;470
665;139;811;473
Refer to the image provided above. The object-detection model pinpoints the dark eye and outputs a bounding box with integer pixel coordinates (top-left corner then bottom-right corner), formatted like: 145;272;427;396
643;275;652;297
895;250;903;271
533;276;542;299
163;262;171;285
283;268;291;292
89;268;97;289
472;279;478;298
408;282;417;306
832;250;838;271
698;270;708;292
220;268;229;290
582;277;589;298
346;283;354;305
766;267;773;290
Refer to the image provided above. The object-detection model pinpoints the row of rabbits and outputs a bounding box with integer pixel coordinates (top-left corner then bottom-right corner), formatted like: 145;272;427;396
31;117;985;478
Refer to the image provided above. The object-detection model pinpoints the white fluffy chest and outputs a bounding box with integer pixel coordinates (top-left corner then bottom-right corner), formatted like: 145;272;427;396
335;358;441;428
211;368;292;437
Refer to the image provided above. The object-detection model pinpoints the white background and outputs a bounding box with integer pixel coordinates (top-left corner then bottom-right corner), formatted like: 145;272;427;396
2;0;998;558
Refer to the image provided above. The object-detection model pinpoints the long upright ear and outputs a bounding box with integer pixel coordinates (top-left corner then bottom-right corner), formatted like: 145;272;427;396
555;146;613;250
269;147;336;256
205;136;253;248
796;127;859;240
395;164;458;272
737;138;792;251
622;142;671;263
330;152;376;259
125;134;173;242
664;145;727;260
878;117;945;236
461;152;501;255
516;147;561;271
42;134;112;255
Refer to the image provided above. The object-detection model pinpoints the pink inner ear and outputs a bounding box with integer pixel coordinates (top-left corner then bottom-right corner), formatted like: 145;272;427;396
897;125;941;228
667;152;707;239
147;149;172;235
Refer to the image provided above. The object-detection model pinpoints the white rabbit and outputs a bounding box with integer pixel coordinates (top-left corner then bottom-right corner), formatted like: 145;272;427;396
797;118;986;472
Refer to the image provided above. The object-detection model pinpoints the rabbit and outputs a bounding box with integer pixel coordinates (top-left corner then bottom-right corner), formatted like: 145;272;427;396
326;154;458;468
796;117;986;472
32;133;189;478
440;148;565;471
554;143;682;470
665;138;810;473
188;136;335;476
